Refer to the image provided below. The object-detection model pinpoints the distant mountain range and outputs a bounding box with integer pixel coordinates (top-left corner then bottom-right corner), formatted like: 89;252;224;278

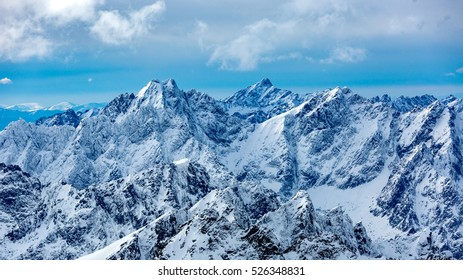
0;102;107;130
0;79;462;260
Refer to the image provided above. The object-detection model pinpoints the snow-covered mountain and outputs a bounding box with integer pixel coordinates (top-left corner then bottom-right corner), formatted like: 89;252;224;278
0;107;62;131
3;101;107;113
222;78;306;123
0;78;462;259
4;103;44;112
82;189;378;260
0;79;242;189
44;102;76;111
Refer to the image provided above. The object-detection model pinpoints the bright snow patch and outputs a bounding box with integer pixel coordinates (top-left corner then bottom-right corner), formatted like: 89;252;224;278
173;158;189;165
306;158;402;241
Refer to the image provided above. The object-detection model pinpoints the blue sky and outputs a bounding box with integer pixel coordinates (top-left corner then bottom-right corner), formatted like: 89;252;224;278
1;0;463;106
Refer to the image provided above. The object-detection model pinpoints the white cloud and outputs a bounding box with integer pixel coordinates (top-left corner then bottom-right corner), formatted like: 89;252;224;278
0;0;103;61
281;0;461;37
1;0;462;66
0;0;103;21
208;19;296;71
0;78;13;85
91;11;135;45
0;0;165;60
0;20;53;61
447;67;463;77
194;20;209;50
202;0;462;70
321;47;366;64
40;0;104;24
209;34;271;71
91;1;166;45
131;1;165;24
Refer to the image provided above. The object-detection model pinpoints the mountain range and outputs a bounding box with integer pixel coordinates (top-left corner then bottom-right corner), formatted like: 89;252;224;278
0;78;462;259
0;102;107;130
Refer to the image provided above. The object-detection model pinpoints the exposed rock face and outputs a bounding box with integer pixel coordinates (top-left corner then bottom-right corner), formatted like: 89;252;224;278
0;163;43;244
1;162;213;259
85;190;377;260
35;109;82;128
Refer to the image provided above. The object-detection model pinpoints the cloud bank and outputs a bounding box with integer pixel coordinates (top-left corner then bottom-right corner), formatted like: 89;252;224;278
203;0;462;71
0;0;461;76
0;1;166;61
208;19;296;71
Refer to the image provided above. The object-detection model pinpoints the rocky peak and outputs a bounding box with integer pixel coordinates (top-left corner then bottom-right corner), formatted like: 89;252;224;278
370;94;437;113
35;109;82;128
393;95;437;112
371;94;392;103
134;79;186;111
255;78;273;87
102;92;136;120
224;78;275;107
223;79;305;123
321;86;352;101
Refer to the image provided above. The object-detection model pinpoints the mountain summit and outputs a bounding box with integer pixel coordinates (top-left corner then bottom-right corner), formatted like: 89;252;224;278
223;78;305;122
225;78;294;107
